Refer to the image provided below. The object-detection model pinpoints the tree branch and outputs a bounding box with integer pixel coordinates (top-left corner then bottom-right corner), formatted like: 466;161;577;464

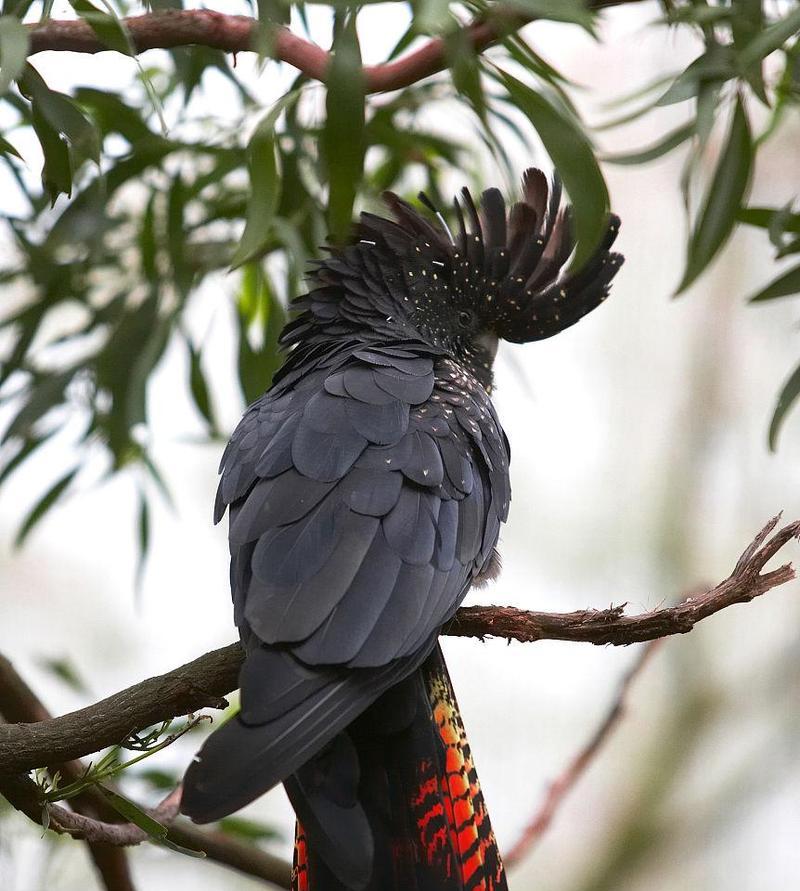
448;515;799;644
0;655;291;888
0;774;292;888
0;656;138;891
25;5;641;95
0;515;795;777
504;640;662;867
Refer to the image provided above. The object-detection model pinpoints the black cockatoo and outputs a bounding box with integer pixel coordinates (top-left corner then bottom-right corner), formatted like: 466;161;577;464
181;169;624;890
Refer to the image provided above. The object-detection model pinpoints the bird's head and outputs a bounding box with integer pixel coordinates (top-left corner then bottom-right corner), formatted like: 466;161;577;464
284;168;624;390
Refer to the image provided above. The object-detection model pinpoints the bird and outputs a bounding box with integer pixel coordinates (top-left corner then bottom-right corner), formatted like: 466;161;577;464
181;168;624;890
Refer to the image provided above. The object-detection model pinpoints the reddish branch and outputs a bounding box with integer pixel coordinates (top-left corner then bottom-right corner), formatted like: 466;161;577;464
504;640;662;867
25;4;640;95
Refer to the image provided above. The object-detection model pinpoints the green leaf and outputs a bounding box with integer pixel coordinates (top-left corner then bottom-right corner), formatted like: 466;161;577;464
15;466;78;547
36;656;88;694
237;263;286;404
603;121;695;165
187;338;217;432
503;0;596;34
497;68;609;270
135;486;150;593
677;96;752;293
136;768;179;791
0;133;20;158
738;206;800;234
139;191;158;281
656;47;737;106
414;0;451;34
231;90;300;268
446;30;486;122
167;173;192;296
748;262;800;302
20;63;101;168
323;12;365;243
69;0;132;55
0;16;29;95
2;371;73;443
731;0;767;104
158;836;207;858
768;360;800;451
75;87;153;142
738;6;800;70
218;815;282;843
30;105;72;201
97;788;167;838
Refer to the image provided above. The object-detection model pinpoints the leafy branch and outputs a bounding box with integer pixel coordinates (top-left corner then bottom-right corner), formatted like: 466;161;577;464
1;0;799;557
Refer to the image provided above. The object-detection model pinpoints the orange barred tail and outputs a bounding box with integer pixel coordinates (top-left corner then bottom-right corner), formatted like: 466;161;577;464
289;645;507;891
421;653;507;890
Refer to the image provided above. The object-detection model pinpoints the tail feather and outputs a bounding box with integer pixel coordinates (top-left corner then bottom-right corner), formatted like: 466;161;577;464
293;645;507;890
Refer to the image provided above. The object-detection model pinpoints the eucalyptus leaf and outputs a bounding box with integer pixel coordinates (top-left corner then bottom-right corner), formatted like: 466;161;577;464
15;465;78;547
69;0;132;56
324;12;365;243
677;96;752;293
768;360;800;451
231;90;300;268
98;787;167;838
497;68;609;270
738;6;800;69
0;15;29;95
748;263;800;302
603;121;695;165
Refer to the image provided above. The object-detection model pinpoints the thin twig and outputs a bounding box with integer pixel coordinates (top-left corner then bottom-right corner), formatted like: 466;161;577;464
0;516;795;778
25;4;642;95
0;773;291;888
504;640;662;867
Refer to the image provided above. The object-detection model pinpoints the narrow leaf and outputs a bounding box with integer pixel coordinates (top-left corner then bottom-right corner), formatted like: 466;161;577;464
497;68;609;270
135;487;150;594
20;63;101;166
768;360;800;450
0;16;29;95
158;836;207;858
69;0;131;55
738;6;800;69
656;47;737;106
503;0;596;33
97;788;167;838
187;338;217;432
231;90;300;268
677;96;752;293
603;121;695;165
748;263;800;302
15;466;78;547
323;12;365;243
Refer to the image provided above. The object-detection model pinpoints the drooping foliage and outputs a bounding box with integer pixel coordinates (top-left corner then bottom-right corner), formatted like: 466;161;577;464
0;0;798;562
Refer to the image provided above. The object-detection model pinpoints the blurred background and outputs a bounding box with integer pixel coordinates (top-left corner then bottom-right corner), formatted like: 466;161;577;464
1;1;800;890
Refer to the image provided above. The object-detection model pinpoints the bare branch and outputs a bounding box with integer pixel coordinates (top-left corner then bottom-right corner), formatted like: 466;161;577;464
0;516;796;778
0;644;240;776
503;640;662;867
448;515;800;644
25;5;642;95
